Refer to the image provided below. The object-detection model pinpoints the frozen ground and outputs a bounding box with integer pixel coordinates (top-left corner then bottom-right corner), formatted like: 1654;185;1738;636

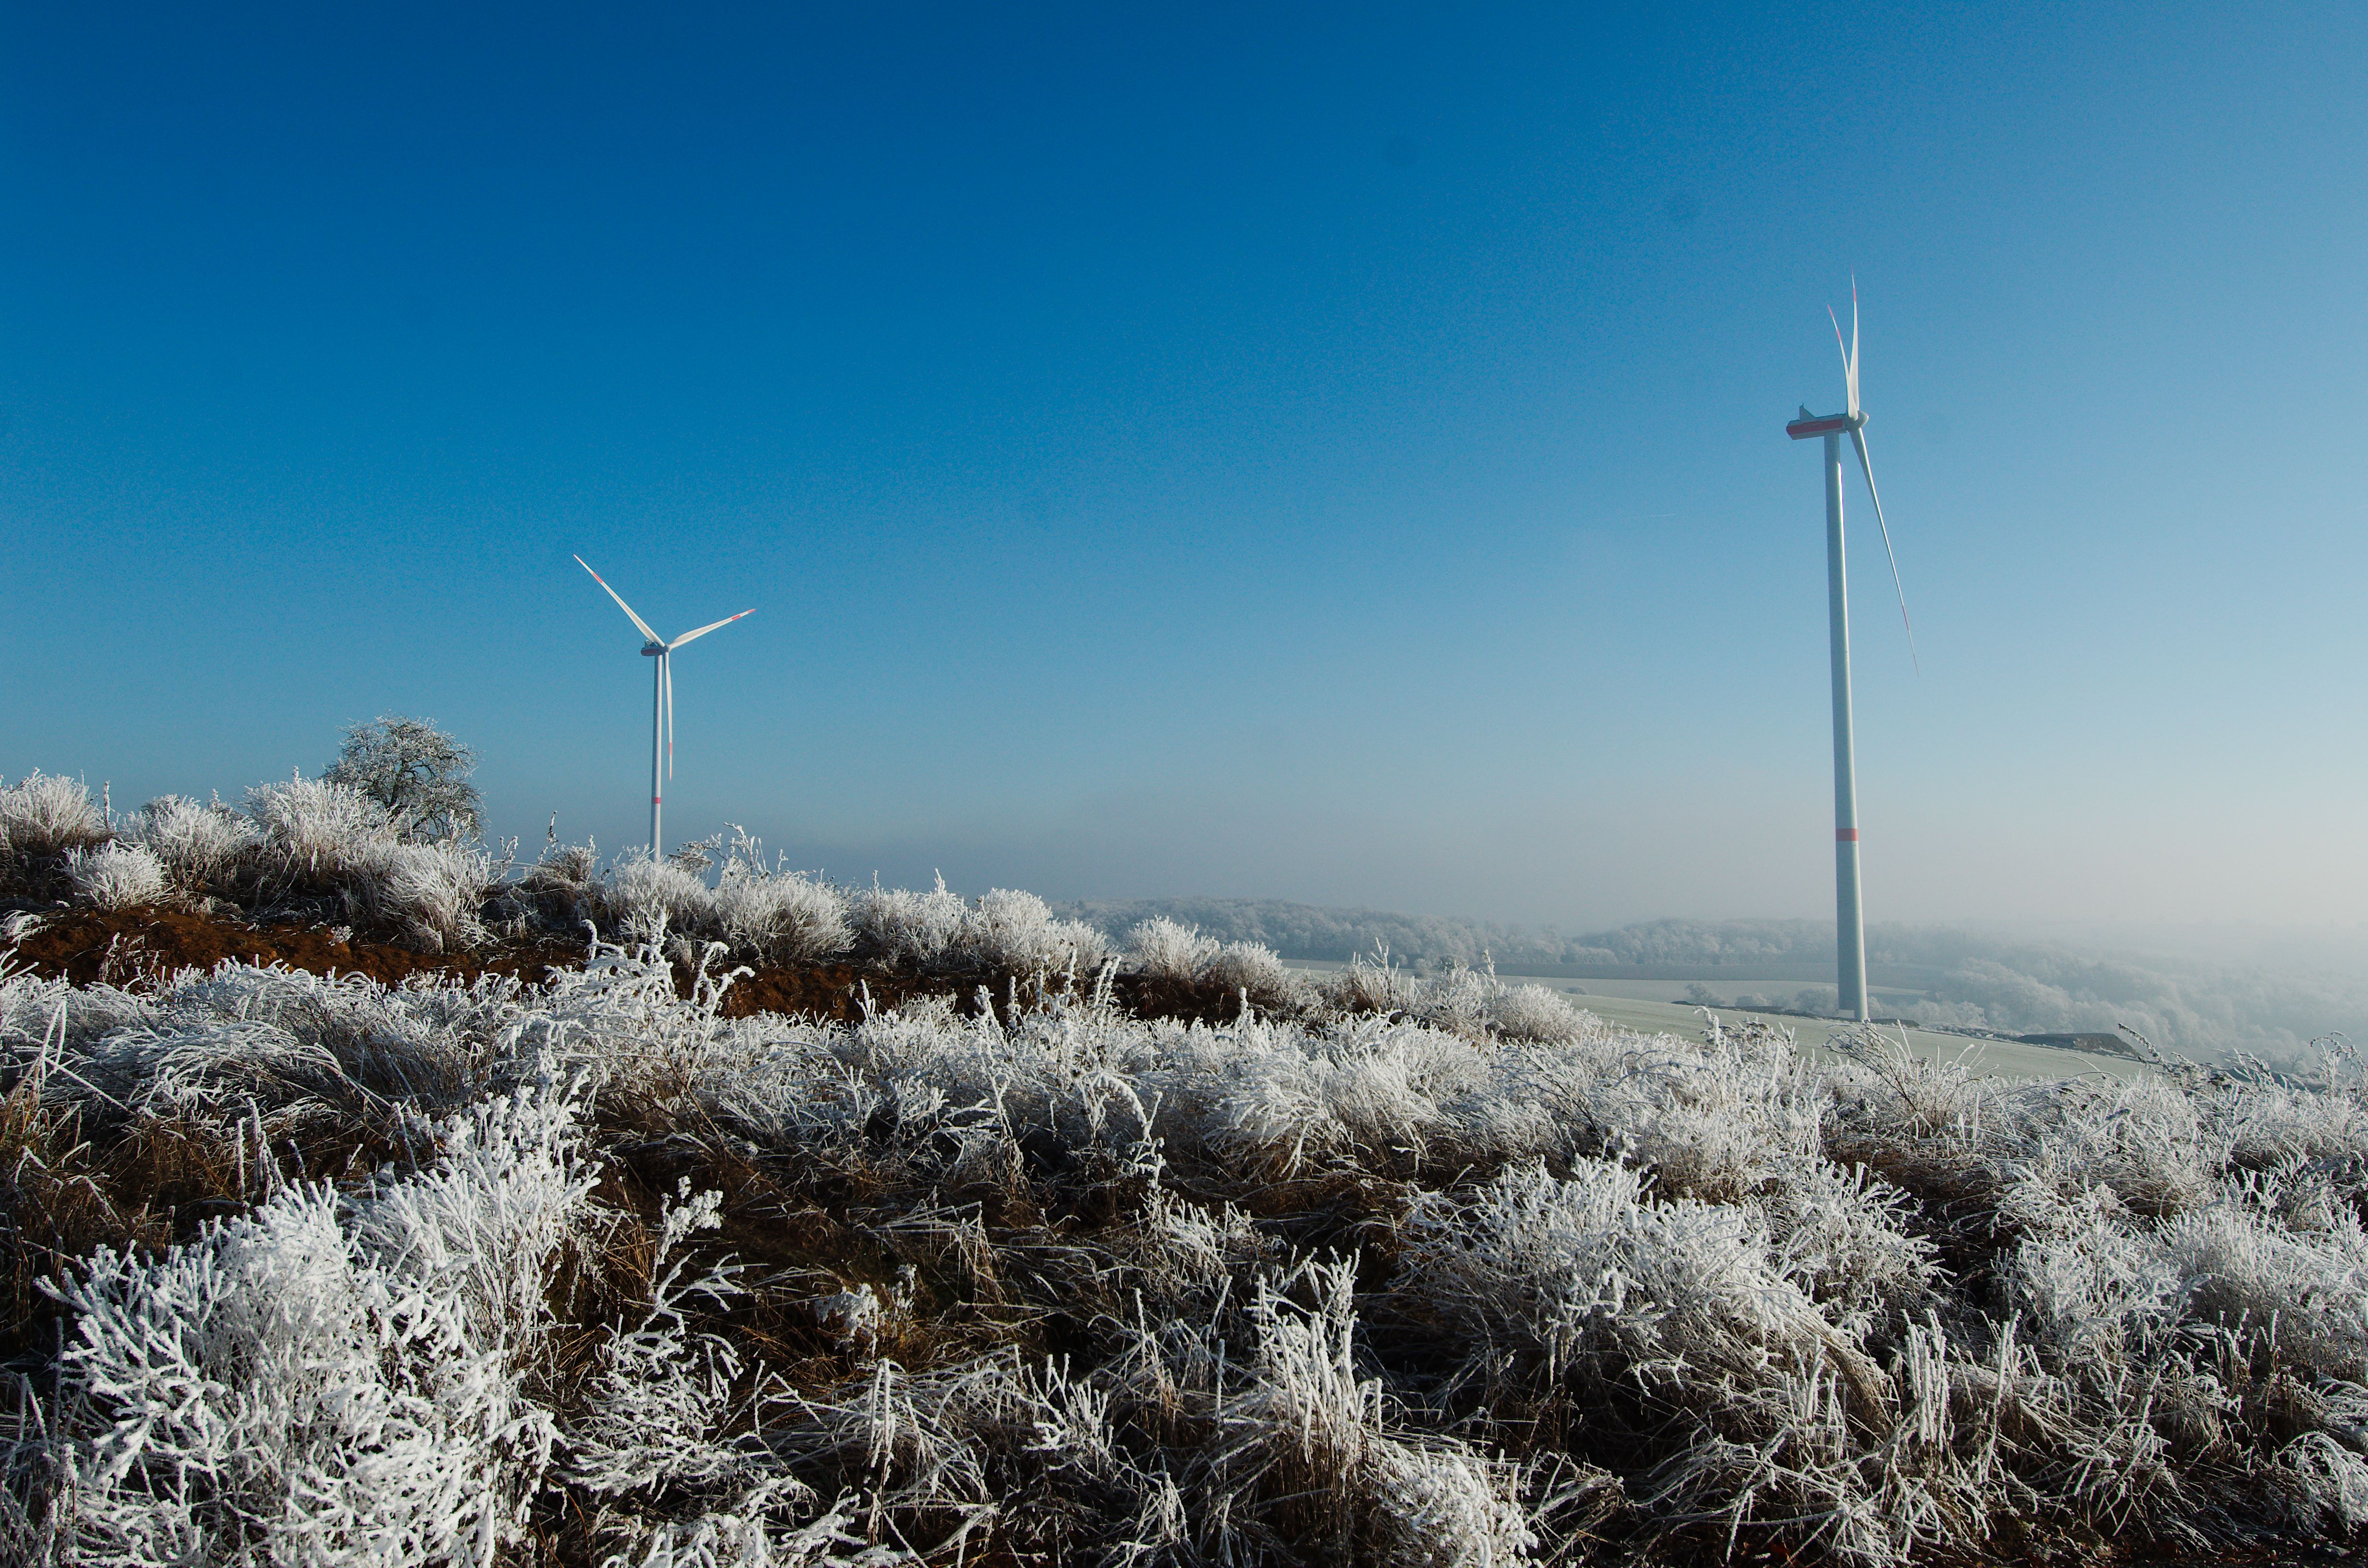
1283;963;2159;1083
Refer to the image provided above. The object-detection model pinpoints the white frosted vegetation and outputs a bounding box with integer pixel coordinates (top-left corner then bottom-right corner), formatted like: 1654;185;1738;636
60;845;165;911
4;931;2368;1563
1124;917;1311;1013
505;851;1091;976
0;772;111;860
44;1085;591;1567
710;857;851;964
9;775;495;951
117;794;255;892
849;877;1108;977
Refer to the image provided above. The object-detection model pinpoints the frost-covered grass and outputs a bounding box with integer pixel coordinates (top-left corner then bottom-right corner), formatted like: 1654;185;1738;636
4;931;2367;1566
3;773;497;952
0;773;111;862
118;795;254;892
59;845;164;912
5;759;2365;1561
6;772;1136;983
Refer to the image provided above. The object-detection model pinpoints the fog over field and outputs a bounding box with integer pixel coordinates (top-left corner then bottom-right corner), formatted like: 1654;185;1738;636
1060;899;2368;1064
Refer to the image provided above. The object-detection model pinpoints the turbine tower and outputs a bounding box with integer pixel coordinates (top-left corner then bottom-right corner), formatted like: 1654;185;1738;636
1784;283;1915;1022
573;556;753;856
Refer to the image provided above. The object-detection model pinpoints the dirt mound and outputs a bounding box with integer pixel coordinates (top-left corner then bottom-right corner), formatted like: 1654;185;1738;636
5;905;581;991
3;905;1268;1028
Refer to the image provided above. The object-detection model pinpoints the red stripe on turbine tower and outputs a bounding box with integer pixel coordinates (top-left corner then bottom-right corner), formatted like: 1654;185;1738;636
1793;280;1910;1025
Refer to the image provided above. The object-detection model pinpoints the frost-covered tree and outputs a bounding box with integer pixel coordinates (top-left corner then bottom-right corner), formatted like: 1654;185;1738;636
322;715;482;843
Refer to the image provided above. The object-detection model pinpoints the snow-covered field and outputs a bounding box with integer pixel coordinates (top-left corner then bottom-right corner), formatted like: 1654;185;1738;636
5;769;2368;1565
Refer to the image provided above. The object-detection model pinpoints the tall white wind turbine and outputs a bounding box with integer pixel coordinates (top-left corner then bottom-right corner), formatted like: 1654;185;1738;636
573;556;753;857
1784;282;1916;1022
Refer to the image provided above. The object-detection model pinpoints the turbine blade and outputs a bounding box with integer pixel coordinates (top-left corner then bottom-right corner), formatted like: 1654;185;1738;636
1850;275;1861;416
664;654;674;780
1827;306;1858;418
666;608;754;649
574;555;661;645
1850;427;1918;674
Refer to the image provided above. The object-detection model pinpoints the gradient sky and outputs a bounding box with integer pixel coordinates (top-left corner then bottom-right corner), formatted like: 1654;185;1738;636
4;3;2365;931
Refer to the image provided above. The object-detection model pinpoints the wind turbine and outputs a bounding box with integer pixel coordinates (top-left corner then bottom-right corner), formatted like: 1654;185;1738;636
1784;282;1916;1022
573;556;753;857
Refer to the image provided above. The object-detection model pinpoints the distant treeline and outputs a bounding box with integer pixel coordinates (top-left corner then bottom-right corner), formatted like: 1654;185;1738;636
1055;898;2368;1063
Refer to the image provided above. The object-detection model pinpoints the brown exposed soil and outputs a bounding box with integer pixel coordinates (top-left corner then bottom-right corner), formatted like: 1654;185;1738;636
5;905;584;992
1;904;1258;1029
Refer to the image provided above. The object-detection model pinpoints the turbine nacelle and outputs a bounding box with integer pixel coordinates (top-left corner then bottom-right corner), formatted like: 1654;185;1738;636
1785;410;1864;441
1784;280;1915;676
641;643;665;657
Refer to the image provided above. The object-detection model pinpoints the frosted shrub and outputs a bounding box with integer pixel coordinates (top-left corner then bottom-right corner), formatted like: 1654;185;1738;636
2013;1075;2220;1218
64;843;167;911
566;1185;759;1501
1412;965;1504;1040
848;878;1106;976
2161;1192;2368;1381
1221;1258;1538;1566
507;839;601;932
121;794;255;893
1127;917;1219;981
346;839;498;951
1822;1028;1994;1150
245;773;398;875
1483;981;1590;1043
849;875;968;967
2000;1175;2368;1387
1391;1160;1938;1561
2212;1075;2368;1183
0;771;110;859
1391;965;1597;1045
240;775;496;946
601;854;718;947
1396;1159;1877;1394
508;832;851;965
1321;951;1418;1016
711;864;850;963
966;887;1110;977
1535;1019;1823;1201
47;1084;595;1566
1753;1157;1939;1323
1207;938;1305;1009
1124;918;1304;1010
1316;955;1593;1041
5;772;502;948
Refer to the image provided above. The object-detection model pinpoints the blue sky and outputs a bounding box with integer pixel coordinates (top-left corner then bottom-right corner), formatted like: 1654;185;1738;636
4;3;2365;930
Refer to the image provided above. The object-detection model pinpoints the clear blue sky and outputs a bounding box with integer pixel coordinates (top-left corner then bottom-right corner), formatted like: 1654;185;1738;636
4;3;2364;931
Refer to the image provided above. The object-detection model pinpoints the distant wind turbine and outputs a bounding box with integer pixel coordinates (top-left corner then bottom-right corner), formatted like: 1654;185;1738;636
1784;282;1916;1022
573;556;753;856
